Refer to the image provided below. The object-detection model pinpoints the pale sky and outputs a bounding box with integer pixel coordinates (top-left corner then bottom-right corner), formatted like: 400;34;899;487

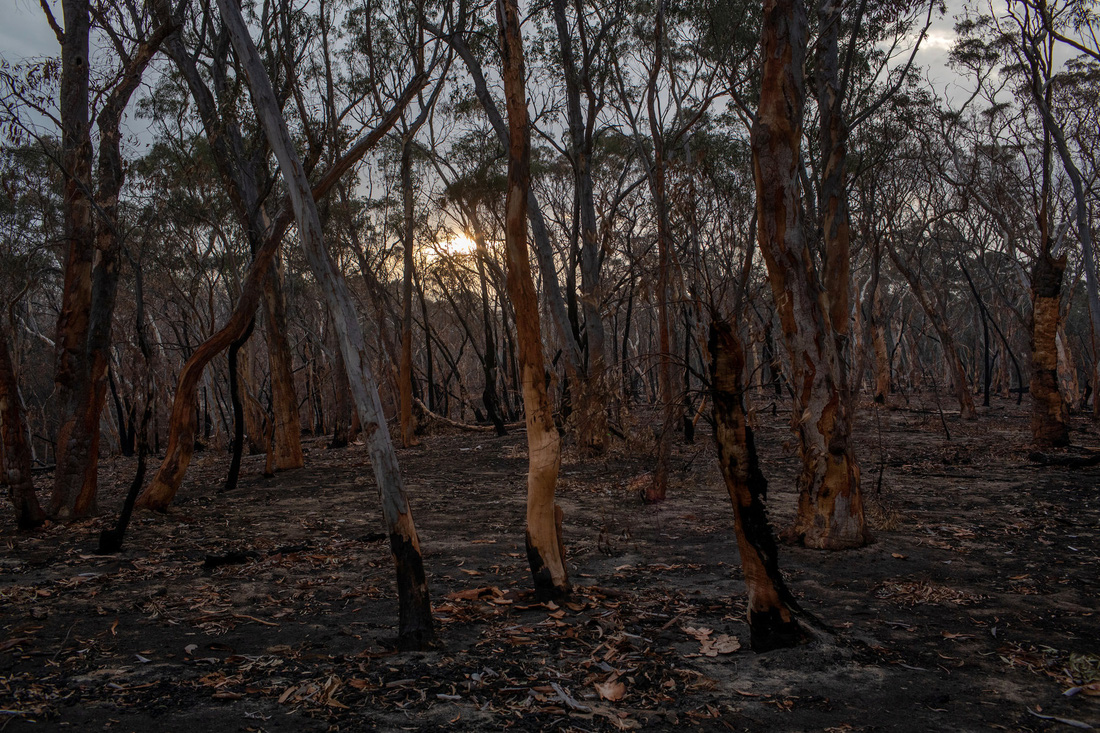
0;0;970;139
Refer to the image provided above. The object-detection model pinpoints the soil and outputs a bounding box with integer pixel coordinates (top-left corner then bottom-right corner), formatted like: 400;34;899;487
2;396;1099;732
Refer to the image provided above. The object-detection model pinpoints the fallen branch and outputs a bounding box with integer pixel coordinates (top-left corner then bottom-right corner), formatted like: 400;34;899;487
414;397;519;433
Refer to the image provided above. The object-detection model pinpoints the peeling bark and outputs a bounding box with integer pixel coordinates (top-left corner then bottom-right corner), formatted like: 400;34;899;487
751;0;865;549
498;0;569;600
1030;252;1069;447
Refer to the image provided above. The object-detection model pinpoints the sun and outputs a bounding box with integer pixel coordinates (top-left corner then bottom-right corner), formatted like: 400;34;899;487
439;232;478;256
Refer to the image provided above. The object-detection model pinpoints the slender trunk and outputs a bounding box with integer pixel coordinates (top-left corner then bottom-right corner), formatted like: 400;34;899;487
399;137;418;447
1;328;45;529
710;320;805;651
219;0;434;647
871;284;891;403
498;0;569;600
262;257;304;469
752;0;865;549
550;0;607;454
225;319;255;492
645;0;675;505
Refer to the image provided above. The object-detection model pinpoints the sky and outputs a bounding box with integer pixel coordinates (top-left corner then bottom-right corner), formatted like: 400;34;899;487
1;0;62;61
0;0;975;144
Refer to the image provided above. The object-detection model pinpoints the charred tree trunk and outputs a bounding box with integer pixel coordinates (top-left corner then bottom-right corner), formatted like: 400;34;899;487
225;319;256;492
1;327;45;529
1030;252;1069;447
498;0;569;600
399;137;418;447
710;320;806;651
751;0;865;549
219;0;434;647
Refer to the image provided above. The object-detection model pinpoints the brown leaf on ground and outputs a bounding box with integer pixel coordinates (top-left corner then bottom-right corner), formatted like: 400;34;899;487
595;679;626;701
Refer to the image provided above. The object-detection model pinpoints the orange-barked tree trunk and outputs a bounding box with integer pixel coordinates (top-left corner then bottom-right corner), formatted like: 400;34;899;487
220;0;434;647
710;319;806;651
751;0;865;549
50;0;96;519
1030;251;1069;447
262;256;304;470
51;9;171;519
498;0;569;600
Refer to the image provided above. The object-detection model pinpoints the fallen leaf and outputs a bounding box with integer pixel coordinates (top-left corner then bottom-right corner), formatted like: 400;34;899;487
595;680;626;702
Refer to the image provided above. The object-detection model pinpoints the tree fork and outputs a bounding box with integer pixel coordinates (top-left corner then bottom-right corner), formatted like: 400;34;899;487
135;73;426;511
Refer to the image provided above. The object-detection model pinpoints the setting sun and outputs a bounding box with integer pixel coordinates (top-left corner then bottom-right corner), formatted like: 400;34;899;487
436;232;479;257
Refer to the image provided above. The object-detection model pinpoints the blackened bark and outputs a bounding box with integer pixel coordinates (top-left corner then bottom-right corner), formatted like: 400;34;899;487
1;328;45;529
225;319;256;492
710;320;806;652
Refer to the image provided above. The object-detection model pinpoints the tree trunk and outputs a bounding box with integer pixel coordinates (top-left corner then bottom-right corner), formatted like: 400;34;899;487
219;0;434;647
498;0;569;600
52;11;171;519
1030;252;1069;447
710;320;805;651
752;0;865;549
225;319;255;492
51;0;96;519
1;327;45;529
871;284;891;403
135;69;422;511
399;137;418;447
262;258;304;470
644;0;676;505
550;0;607;454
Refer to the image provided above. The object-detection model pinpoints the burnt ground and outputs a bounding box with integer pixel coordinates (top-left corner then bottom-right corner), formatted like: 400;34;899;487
1;396;1099;732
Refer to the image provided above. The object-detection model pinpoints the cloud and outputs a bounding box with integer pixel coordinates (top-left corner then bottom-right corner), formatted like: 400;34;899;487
0;0;60;61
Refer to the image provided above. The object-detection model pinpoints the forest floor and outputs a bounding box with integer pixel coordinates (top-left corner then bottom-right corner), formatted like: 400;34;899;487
2;395;1099;732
